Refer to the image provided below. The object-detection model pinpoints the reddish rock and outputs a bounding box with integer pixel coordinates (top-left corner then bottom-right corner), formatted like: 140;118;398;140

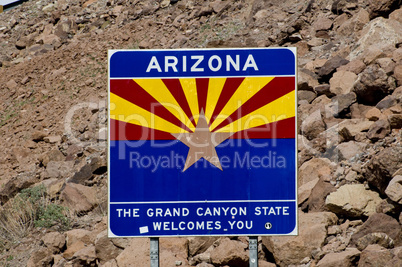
188;236;219;256
337;9;370;36
365;146;402;194
329;70;357;95
318;56;349;78
335;141;366;161
65;229;95;247
27;247;53;267
298;90;316;103
31;130;47;142
337;59;366;75
63;240;86;260
60;183;98;214
95;230;123;263
301;178;336;212
298;69;319;91
5;79;18;90
368;0;401;18
376;57;396;75
393;48;402;65
330;92;357;118
160;237;189;259
351;213;401;247
358;244;394;267
313;15;333;32
73;244;97;265
385;175;402;204
262;212;337;267
42;232;66;252
210;238;248;267
116;238;150;266
365;107;381;121
316;248;360;267
15;39;27;50
367;119;390;142
301;109;326;140
394;65;402;86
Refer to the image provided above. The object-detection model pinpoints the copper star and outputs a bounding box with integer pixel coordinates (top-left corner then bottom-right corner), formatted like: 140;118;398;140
172;109;234;172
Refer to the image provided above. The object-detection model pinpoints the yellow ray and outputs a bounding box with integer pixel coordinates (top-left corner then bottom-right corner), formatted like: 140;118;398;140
205;77;226;124
110;93;188;134
209;77;275;130
134;79;194;131
179;78;199;126
214;90;295;133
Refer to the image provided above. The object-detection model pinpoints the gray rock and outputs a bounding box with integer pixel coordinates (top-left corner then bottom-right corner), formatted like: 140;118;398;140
314;84;333;97
318;56;349;79
330;92;357;118
375;95;398;110
298;90;316;103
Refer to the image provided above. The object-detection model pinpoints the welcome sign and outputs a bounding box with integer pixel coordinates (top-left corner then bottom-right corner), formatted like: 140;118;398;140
108;48;297;237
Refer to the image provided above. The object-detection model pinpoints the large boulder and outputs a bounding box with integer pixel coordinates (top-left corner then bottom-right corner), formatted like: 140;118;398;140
325;184;382;218
316;248;360;267
364;146;402;194
353;64;392;105
349;17;402;60
116;238;150;266
95;230;123;263
262;211;337;266
358;244;401;267
210;238;248;267
351;213;401;247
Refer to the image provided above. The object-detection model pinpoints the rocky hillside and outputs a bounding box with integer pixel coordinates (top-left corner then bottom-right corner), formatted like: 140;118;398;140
0;0;401;266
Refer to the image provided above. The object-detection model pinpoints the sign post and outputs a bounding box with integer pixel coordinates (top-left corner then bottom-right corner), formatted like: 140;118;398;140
108;48;297;263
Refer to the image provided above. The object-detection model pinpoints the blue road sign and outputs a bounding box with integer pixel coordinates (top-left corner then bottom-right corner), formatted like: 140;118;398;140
108;48;297;237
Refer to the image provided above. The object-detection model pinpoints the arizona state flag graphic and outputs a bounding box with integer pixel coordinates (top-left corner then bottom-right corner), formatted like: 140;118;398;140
108;48;297;237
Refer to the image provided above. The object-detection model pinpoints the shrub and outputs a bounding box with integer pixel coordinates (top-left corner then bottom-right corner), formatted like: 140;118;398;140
0;185;71;251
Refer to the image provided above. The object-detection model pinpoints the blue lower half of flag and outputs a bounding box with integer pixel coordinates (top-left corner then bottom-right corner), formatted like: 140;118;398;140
109;138;296;236
110;139;296;202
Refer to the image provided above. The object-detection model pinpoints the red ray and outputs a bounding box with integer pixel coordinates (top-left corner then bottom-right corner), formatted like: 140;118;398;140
208;77;245;126
229;117;295;139
212;77;295;132
110;119;176;141
196;78;209;114
110;79;192;133
162;79;196;126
